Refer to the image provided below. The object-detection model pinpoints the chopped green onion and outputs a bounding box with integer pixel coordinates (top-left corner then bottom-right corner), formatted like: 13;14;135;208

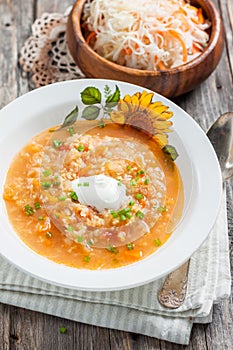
46;231;52;238
88;239;94;246
69;191;78;201
54;213;60;219
140;169;145;174
135;210;144;219
68;126;75;136
144;178;149;185
126;165;132;171
99;121;105;128
58;196;66;201
83;182;89;187
42;169;51;177
84;256;91;262
59;327;67;334
130;180;136;186
53;139;63;148
135;193;144;200
111;211;118;218
54;181;61;186
77;236;84;242
117;181;122;186
106;245;119;254
126;242;134;250
128;200;135;206
125;212;132;219
135;177;140;182
67;226;74;232
154;238;162;246
24;205;34;216
38;216;44;221
157;206;167;212
77;183;82;187
119;214;126;221
77;144;84;152
41;181;51;189
34;202;41;210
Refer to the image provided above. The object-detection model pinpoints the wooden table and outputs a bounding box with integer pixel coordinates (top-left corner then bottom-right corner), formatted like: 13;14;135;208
0;0;232;349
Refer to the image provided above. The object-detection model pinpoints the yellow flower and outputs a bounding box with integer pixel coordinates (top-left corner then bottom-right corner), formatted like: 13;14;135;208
110;91;173;147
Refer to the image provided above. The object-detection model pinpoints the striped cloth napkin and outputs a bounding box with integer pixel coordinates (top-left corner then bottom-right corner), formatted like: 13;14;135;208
0;190;231;345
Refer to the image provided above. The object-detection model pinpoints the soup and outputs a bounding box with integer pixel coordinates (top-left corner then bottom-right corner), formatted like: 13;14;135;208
3;122;183;269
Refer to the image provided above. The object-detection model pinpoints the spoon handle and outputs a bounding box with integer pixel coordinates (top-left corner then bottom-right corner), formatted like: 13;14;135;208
158;260;190;308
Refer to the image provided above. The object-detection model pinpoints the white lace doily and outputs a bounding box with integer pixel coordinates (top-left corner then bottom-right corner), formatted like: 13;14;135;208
20;9;84;87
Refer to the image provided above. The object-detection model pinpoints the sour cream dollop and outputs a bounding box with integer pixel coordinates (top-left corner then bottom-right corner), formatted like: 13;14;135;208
72;174;129;212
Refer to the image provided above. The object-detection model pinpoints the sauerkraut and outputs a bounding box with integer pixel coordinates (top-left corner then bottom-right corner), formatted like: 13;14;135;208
82;0;211;70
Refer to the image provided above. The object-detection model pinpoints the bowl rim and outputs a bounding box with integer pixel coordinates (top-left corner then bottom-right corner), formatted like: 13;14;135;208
70;0;223;76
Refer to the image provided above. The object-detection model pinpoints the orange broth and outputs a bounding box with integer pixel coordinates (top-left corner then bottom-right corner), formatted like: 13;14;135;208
3;123;183;269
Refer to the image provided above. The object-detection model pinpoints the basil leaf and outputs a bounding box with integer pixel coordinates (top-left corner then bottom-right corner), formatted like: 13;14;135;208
60;106;78;128
105;85;120;108
81;87;101;105
81;106;100;120
162;145;179;161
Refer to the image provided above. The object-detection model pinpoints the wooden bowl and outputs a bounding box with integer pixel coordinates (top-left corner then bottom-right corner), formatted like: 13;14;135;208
67;0;224;98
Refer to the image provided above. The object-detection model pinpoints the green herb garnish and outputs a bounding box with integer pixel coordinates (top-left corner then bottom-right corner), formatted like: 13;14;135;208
130;180;136;186
125;212;132;219
126;243;134;250
99;121;105;128
83;182;89;187
88;239;94;246
67;226;74;232
24;205;34;216
68;126;75;136
42;169;51;177
58;196;66;201
34;202;41;210
128;200;135;206
84;256;91;262
59;327;67;334
157;206;167;212
53;139;63;148
135;210;144;219
69;191;78;201
144;178;149;185
77;144;85;152
106;245;119;254
135;193;144;200
77;236;84;242
46;231;52;238
154;238;162;246
126;165;132;171
111;211;118;218
54;181;61;186
38;217;44;221
41;181;51;189
119;214;126;221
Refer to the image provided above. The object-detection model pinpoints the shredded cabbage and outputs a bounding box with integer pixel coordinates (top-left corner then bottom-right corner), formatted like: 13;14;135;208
82;0;211;70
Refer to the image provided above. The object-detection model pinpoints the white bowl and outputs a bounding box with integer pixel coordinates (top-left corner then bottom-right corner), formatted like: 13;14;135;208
0;79;222;291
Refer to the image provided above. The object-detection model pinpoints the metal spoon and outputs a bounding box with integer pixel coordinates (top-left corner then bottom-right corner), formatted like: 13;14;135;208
158;112;233;309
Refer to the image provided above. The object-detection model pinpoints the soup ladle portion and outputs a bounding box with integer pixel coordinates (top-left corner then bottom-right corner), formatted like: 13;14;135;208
158;112;233;309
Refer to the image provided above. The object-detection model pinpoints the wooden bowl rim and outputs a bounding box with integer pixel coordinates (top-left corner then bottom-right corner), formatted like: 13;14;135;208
71;0;223;77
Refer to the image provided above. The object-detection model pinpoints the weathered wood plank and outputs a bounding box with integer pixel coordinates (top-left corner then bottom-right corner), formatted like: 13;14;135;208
0;304;11;350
